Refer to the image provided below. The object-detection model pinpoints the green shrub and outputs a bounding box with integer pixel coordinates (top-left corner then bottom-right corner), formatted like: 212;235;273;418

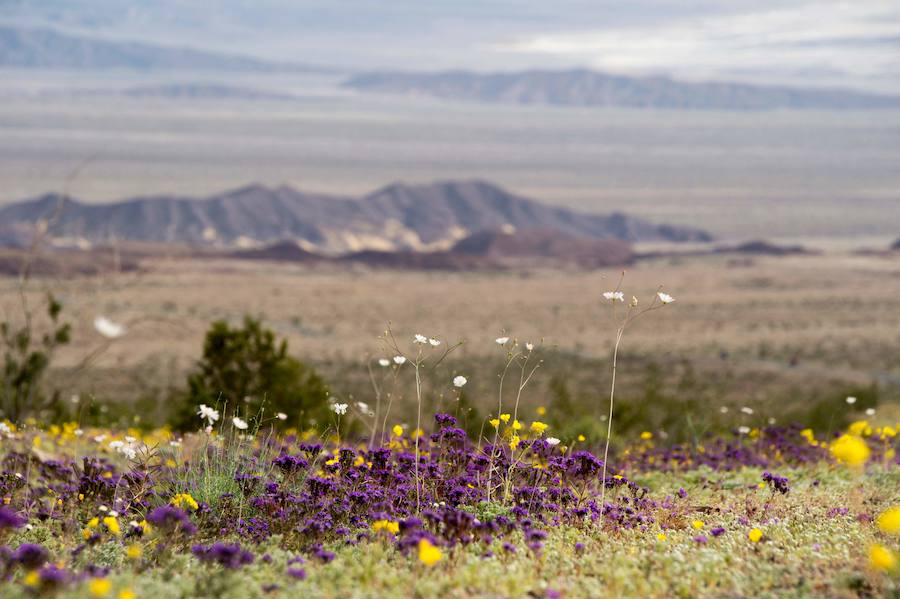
169;316;331;431
0;293;70;422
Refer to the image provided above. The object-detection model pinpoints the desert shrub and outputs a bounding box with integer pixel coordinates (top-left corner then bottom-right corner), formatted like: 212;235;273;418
0;293;70;422
169;316;331;431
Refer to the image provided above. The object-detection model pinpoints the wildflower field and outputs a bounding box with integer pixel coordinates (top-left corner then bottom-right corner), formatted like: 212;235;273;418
0;288;899;598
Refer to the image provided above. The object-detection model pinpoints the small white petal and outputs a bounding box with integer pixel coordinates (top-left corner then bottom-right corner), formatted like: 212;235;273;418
453;375;467;388
94;316;126;339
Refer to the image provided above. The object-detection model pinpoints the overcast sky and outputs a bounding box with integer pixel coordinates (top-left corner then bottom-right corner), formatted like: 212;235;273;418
3;0;899;92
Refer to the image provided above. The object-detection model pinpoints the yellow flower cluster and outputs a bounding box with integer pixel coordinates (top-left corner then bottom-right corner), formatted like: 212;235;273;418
372;519;400;535
171;493;199;511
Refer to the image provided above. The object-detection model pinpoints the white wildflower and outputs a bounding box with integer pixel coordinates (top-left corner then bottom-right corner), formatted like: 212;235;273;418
232;417;249;430
546;437;561;446
602;291;625;302
719;407;729;414
331;403;348;415
740;407;754;415
737;426;751;434
453;375;467;388
865;408;875;416
277;412;288;420
93;435;107;443
378;358;391;367
356;401;370;413
414;334;428;344
197;404;220;424
845;396;857;405
393;355;407;365
94;316;125;339
429;338;441;346
657;292;675;304
525;342;534;351
495;336;510;345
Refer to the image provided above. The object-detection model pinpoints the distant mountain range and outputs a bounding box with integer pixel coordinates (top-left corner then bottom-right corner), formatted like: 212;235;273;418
0;181;711;254
344;69;900;111
0;25;320;72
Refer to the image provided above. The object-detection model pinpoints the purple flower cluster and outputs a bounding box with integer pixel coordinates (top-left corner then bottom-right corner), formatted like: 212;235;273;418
192;542;255;569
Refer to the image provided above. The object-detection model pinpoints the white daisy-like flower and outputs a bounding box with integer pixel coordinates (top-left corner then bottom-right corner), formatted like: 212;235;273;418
94;316;125;339
232;417;249;430
546;437;561;446
277;412;288;420
865;408;875;416
378;358;391;367
657;292;675;304
737;425;751;434
845;396;857;405
197;404;220;424
393;355;407;365
603;291;625;302
429;338;441;346
495;337;510;345
453;375;467;388
331;403;348;415
740;406;754;415
525;342;534;352
414;334;428;344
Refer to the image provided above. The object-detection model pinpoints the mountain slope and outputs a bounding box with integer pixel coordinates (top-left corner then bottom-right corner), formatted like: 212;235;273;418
0;25;316;71
343;69;900;111
0;180;712;252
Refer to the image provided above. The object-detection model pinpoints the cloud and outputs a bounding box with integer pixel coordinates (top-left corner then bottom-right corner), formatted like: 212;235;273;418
497;1;900;92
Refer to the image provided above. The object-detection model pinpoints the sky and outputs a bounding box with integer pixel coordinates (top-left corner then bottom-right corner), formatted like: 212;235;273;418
2;0;899;91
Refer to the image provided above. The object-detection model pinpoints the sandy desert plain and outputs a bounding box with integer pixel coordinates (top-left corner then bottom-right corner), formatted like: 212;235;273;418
3;246;899;440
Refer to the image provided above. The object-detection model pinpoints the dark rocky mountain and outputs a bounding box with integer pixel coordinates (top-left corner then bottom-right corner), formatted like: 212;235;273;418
231;228;634;271
343;69;900;111
451;229;633;268
714;240;817;256
0;180;711;254
0;26;318;71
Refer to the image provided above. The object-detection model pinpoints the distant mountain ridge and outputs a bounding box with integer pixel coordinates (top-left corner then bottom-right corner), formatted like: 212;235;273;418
344;69;900;111
0;25;321;71
0;181;712;253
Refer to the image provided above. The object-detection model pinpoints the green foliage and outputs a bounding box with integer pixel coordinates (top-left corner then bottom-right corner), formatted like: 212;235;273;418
170;316;331;431
0;293;70;422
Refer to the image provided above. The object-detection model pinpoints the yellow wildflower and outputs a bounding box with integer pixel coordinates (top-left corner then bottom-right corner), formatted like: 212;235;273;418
800;428;815;444
748;528;763;543
830;434;870;467
126;544;143;560
88;578;112;597
489;419;500;429
577;434;586;442
499;414;510;423
640;431;653;440
881;426;896;440
511;420;522;431
102;516;120;536
171;493;199;511
656;533;667;542
530;421;548;435
691;520;704;530
876;507;900;536
509;434;521;450
869;544;897;571
536;406;546;416
392;425;403;437
372;520;400;535
119;590;137;599
23;570;40;587
848;420;872;437
418;538;442;566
